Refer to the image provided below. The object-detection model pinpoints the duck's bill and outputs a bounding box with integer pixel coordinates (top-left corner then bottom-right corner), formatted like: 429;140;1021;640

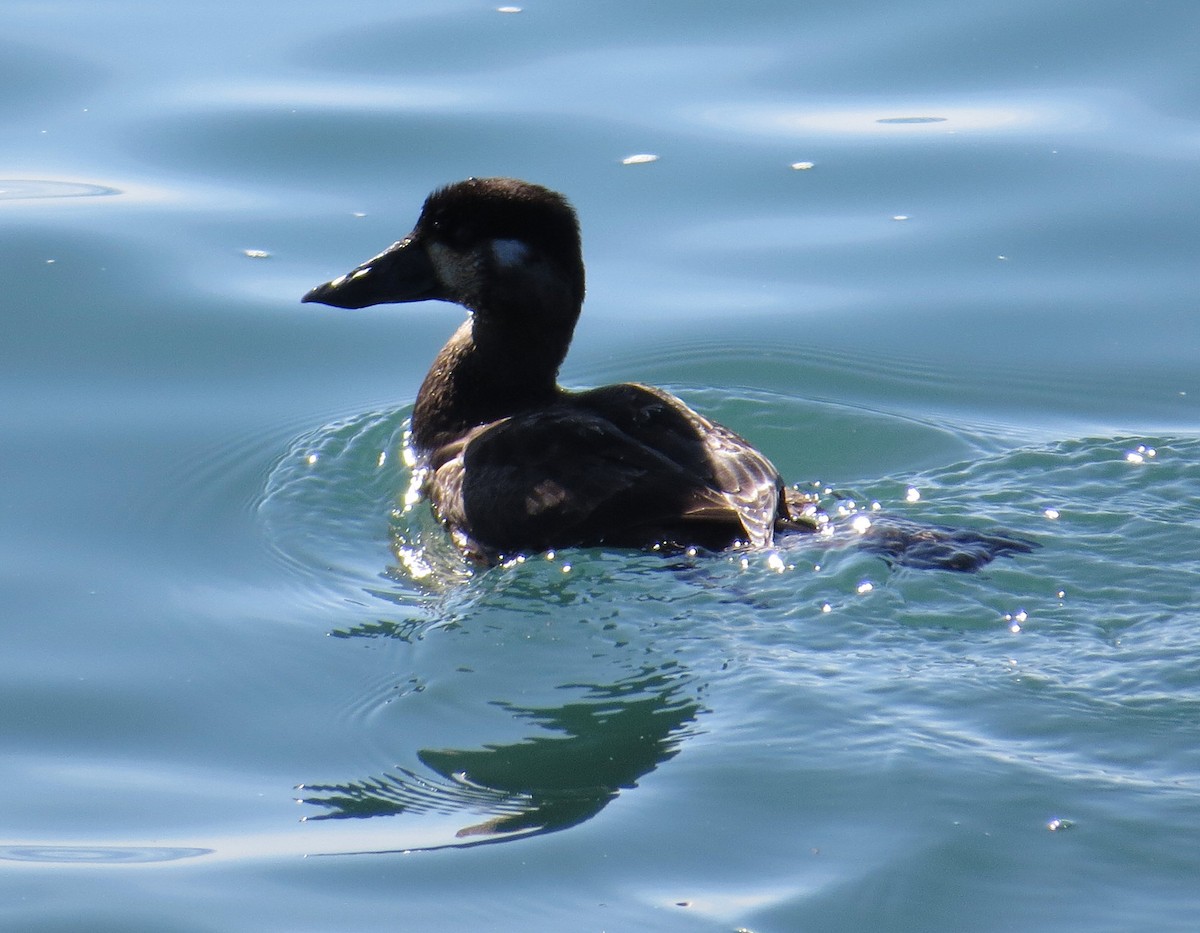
302;235;443;309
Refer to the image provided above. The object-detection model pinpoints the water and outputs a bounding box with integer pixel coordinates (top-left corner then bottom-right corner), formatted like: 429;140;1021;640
3;1;1199;930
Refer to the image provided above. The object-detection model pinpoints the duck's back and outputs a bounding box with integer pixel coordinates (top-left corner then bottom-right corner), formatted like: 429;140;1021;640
422;383;789;559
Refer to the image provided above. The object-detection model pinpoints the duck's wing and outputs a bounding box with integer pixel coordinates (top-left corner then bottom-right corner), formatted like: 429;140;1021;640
572;383;785;548
424;404;761;557
689;415;784;547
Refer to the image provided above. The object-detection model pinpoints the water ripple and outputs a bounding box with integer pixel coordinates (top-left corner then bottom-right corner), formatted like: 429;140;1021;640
0;844;212;864
0;179;121;200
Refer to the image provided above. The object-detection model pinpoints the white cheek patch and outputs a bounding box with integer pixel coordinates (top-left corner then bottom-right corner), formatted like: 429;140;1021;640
491;238;530;269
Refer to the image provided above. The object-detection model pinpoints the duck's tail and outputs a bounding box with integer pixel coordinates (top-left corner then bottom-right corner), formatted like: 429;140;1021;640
853;515;1039;572
776;488;1039;572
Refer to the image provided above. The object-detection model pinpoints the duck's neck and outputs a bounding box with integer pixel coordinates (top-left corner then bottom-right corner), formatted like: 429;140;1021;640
411;313;573;453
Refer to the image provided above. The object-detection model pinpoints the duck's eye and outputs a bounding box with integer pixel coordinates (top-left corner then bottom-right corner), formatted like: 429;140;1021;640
427;215;456;241
431;221;476;252
490;238;530;269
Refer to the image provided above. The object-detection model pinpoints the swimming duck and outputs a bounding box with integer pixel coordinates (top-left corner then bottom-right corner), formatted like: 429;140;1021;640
303;177;1035;570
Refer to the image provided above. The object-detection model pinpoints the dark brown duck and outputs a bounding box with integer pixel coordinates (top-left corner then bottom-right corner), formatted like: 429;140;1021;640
303;177;1035;570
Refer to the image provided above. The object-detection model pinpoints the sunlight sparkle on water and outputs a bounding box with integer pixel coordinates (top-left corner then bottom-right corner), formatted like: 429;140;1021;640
1005;610;1028;633
396;546;433;581
402;467;425;509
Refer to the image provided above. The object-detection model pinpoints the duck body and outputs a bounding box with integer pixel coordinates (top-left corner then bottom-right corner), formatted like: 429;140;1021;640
421;381;808;558
303;177;1034;569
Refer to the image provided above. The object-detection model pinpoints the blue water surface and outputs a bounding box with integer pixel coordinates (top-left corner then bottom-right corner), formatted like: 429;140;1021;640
3;1;1199;930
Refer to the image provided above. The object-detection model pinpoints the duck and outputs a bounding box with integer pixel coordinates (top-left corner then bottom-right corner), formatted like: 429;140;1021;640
303;177;1035;570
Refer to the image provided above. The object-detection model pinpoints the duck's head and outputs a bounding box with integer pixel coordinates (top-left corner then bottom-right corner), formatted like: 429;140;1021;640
302;178;585;328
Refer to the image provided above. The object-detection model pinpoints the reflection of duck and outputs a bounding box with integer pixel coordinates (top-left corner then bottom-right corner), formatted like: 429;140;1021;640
299;667;700;846
304;177;1035;570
